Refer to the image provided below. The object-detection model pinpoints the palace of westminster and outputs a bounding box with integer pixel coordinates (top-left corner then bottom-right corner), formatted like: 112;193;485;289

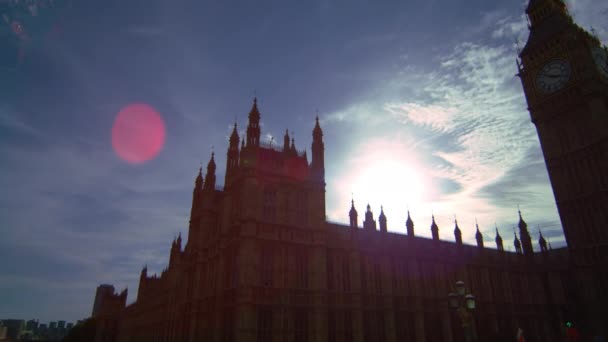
91;0;608;341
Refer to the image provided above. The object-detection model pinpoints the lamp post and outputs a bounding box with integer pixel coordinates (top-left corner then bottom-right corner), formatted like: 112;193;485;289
448;280;477;342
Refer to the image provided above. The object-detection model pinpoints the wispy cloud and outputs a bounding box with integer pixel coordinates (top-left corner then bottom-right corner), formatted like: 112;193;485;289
0;107;41;137
325;7;564;245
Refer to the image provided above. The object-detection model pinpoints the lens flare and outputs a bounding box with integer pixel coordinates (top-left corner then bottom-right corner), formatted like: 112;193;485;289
111;103;166;164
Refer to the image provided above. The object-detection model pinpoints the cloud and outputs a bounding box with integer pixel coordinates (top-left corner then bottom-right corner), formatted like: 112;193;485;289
0;136;193;321
324;5;571;245
386;102;456;133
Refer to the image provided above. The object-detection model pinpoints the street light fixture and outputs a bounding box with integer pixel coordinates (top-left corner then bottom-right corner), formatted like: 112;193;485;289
448;280;477;342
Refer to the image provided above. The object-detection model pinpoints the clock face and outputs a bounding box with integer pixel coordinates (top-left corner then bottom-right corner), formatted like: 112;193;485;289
591;47;608;79
535;59;571;93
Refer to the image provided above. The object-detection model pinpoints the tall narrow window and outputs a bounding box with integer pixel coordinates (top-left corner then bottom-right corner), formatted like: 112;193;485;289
295;249;308;289
327;253;335;290
328;310;337;342
263;189;277;222
261;248;273;288
344;310;353;341
294;309;308;342
374;263;382;294
296;192;307;225
342;257;351;291
257;307;272;342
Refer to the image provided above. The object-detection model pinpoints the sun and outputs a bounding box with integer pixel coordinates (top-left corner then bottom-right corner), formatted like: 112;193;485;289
351;159;426;215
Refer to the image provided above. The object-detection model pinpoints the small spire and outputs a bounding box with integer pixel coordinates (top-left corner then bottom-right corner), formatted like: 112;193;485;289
454;218;462;246
475;221;484;248
538;227;548;252
349;196;358;228
406;210;414;237
495;224;504;251
430;215;439;241
514;228;522;254
378;205;387;232
195;165;203;188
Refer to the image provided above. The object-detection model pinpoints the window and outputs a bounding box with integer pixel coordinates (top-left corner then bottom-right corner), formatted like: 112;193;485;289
328;310;336;342
374;263;382;293
295;249;308;289
261;248;274;287
342;257;351;291
344;310;353;341
263;189;277;222
294;309;308;342
296;192;307;225
327;254;335;290
257;307;272;342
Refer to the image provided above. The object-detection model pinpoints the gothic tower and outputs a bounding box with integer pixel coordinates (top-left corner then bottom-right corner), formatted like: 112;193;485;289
518;2;608;333
518;0;608;254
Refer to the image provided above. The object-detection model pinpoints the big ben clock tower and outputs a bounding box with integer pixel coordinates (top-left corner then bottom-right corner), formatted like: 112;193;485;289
518;0;608;335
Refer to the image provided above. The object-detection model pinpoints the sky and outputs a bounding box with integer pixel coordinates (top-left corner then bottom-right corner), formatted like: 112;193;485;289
1;0;607;323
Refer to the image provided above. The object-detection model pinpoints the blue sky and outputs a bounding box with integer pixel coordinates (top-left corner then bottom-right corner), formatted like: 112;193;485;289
1;0;606;323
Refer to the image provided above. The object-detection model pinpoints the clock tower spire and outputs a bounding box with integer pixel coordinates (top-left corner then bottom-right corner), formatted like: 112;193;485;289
518;0;608;336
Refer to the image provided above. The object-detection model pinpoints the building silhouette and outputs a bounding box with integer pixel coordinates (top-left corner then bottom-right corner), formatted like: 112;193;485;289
93;0;608;340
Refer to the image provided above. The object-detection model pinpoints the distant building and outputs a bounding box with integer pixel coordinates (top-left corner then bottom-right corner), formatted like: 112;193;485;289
0;321;7;341
93;0;608;340
25;319;38;331
1;319;24;341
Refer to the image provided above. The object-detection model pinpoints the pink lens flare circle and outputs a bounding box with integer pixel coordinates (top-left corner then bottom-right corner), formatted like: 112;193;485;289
112;103;166;164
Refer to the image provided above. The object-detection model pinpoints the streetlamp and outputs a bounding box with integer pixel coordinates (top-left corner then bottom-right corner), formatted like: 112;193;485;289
448;280;477;342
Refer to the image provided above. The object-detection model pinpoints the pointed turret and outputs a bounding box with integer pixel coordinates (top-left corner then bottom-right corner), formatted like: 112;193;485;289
379;206;387;233
514;230;522;254
290;137;296;154
195;166;203;189
363;204;377;231
190;166;203;219
518;210;534;255
176;232;182;250
203;152;216;191
283;129;290;152
539;229;548;253
311;116;325;182
138;265;148;300
246;98;261;147
226;122;240;186
431;215;439;241
188;166;204;251
170;236;178;264
454;219;463;246
406;211;414;237
475;223;484;248
349;199;358;228
495;226;504;251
